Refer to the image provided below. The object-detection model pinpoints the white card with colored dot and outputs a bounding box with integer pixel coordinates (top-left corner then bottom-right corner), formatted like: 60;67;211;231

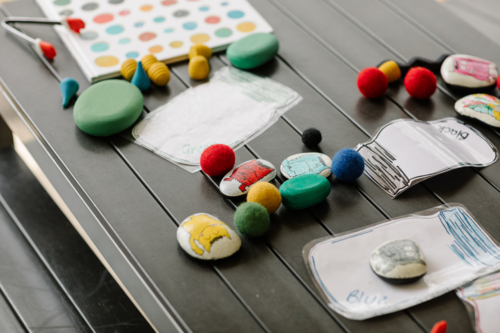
35;0;273;82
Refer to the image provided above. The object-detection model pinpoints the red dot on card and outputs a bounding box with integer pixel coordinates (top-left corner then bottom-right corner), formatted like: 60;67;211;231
119;10;130;16
205;16;220;24
161;0;177;5
139;32;157;41
93;13;113;24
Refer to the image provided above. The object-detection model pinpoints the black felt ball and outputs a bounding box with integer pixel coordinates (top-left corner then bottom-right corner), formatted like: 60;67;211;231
302;128;322;147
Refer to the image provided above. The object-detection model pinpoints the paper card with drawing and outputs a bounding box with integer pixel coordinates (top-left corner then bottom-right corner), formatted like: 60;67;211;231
304;204;500;320
356;118;498;198
456;272;500;333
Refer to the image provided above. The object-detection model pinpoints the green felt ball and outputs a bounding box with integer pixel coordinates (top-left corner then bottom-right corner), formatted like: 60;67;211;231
234;202;270;237
74;80;143;137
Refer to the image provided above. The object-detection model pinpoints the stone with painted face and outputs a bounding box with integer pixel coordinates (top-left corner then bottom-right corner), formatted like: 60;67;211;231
177;213;241;260
220;159;276;197
280;153;332;179
370;239;427;284
455;93;500;128
441;54;498;91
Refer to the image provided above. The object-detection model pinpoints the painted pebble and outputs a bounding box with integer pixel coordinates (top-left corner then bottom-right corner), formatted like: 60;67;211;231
280;174;331;210
370;239;427;284
455;93;500;128
220;159;276;197
227;33;279;69
441;54;498;92
177;213;241;260
281;153;332;179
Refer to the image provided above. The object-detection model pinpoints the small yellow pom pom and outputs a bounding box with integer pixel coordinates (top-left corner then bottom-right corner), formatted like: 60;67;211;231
148;62;170;86
120;59;137;81
188;55;210;80
247;182;282;214
141;54;159;72
189;44;212;60
378;60;401;83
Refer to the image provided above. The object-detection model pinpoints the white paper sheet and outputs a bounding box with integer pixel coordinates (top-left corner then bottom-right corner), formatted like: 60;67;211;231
356;118;498;198
457;272;500;333
304;204;500;320
131;67;302;172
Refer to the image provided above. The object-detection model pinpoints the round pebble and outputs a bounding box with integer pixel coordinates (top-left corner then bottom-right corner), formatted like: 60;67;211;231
226;33;279;69
74;80;143;136
331;149;364;182
200;144;235;176
302;128;322;147
234;202;270;237
247;182;281;214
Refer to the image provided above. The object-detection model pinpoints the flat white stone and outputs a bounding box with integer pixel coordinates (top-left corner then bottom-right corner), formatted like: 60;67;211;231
220;159;276;197
370;239;426;281
280;153;332;179
441;54;497;89
177;213;241;260
455;94;500;128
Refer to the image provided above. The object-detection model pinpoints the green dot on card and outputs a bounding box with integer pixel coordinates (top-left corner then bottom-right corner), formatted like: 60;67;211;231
215;28;232;37
54;0;70;5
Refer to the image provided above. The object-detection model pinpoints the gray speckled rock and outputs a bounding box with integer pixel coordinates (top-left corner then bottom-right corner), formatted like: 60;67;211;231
441;54;497;91
455;94;500;128
370;239;426;284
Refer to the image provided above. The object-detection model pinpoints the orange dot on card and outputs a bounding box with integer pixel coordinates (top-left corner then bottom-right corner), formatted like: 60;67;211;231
95;55;119;67
149;45;163;53
93;13;113;24
237;22;255;32
139;32;157;41
140;5;153;11
162;0;176;4
190;33;210;43
170;41;183;48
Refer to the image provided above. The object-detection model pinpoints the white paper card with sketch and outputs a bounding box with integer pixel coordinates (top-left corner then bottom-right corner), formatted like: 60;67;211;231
356;118;498;198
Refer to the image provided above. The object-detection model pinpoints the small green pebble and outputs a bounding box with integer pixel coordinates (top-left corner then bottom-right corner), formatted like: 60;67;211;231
234;202;270;237
226;33;279;69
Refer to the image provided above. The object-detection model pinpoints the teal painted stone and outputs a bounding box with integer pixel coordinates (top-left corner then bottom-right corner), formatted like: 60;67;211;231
280;174;331;210
60;77;79;107
74;80;143;136
131;61;150;91
226;33;279;69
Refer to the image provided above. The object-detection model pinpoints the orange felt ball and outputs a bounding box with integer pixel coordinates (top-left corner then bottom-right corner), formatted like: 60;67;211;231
357;67;388;98
404;67;437;99
200;144;235;177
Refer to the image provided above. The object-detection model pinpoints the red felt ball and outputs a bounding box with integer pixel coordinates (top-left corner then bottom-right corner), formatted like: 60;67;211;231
357;67;388;98
404;67;437;99
200;144;235;177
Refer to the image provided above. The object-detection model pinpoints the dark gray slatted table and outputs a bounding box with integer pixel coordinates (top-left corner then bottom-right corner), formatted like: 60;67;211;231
0;0;497;331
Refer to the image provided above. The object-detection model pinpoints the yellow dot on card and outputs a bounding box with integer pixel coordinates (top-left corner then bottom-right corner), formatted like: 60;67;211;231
95;55;119;67
140;5;153;11
149;45;164;53
190;33;210;43
236;22;256;33
170;41;183;48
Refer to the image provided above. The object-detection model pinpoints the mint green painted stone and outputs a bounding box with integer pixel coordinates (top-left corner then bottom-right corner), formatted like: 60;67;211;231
74;80;143;137
280;174;331;210
226;33;279;69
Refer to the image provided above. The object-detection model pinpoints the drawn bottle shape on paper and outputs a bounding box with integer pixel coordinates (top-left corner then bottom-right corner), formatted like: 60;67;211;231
282;155;328;178
223;160;274;192
453;57;495;82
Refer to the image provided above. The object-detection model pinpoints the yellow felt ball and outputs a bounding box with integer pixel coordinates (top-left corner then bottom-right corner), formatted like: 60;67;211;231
247;182;282;214
147;62;170;86
188;55;210;80
120;59;137;81
378;60;401;83
189;44;212;60
141;54;159;72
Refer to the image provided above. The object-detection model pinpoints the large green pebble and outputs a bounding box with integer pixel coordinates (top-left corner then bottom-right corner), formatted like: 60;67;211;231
280;174;331;210
226;33;279;69
234;202;270;237
74;80;143;136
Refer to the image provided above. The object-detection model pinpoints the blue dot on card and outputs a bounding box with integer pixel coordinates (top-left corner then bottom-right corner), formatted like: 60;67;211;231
126;51;139;58
154;16;165;23
134;21;144;27
228;10;244;18
182;22;197;30
199;6;209;11
80;31;98;40
221;2;228;6
164;28;174;33
91;42;109;52
105;25;124;35
118;37;130;44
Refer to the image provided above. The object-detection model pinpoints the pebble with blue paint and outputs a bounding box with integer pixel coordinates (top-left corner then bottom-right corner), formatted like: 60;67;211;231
280;153;332;179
